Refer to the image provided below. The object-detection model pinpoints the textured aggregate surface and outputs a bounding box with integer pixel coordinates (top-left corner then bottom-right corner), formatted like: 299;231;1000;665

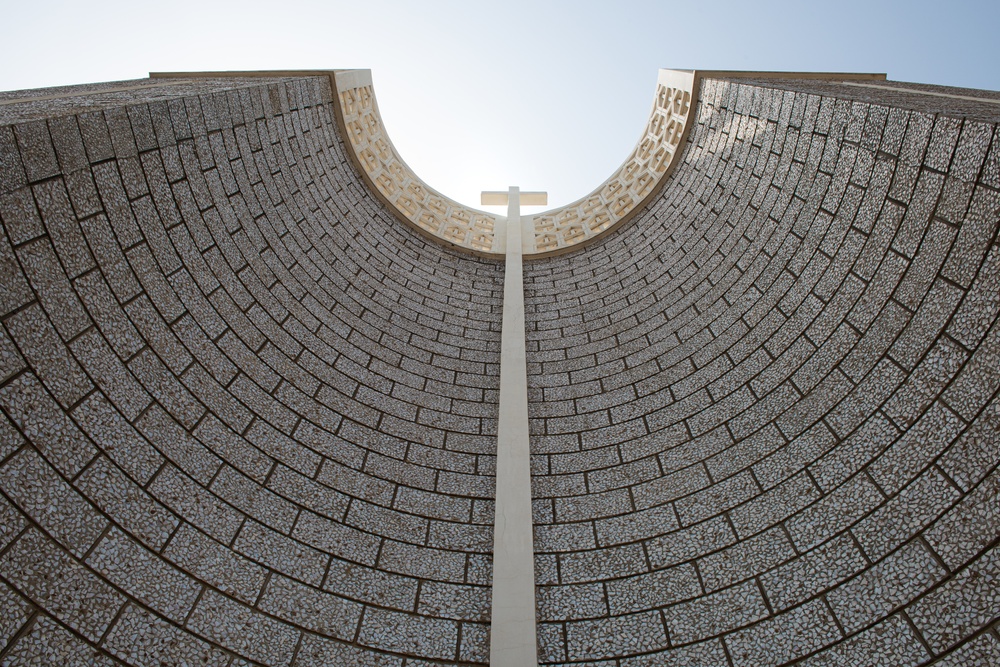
525;77;1000;664
0;70;998;666
0;75;502;665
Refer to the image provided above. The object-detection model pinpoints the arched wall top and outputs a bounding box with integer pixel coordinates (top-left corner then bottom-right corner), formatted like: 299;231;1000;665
523;69;888;257
527;69;695;255
331;69;885;258
332;70;505;255
149;69;887;259
331;69;699;258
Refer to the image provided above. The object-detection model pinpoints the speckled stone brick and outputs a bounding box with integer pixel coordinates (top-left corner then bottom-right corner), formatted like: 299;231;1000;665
104;603;231;667
566;610;669;661
72;393;163;483
907;544;1000;654
0;578;32;649
0;446;106;556
324;557;418;611
5;305;93;408
164;522;268;604
538;582;607;621
924;467;1000;571
2;614;116;666
726;598;842;666
853;466;961;561
559;542;647;584
87;527;199;622
294;632;404;666
378;540;467;583
292;510;381;567
357;607;459;661
647;516;737;569
13;120;59;182
929;631;1000;667
187;589;299;666
0;529;125;642
761;532;867;611
79;463;175;547
259;573;363;640
149;464;243;543
663;579;769;645
698;525;795;592
801;613;929;666
827;540;946;634
619;639;730;666
606;563;701;615
0;373;96;477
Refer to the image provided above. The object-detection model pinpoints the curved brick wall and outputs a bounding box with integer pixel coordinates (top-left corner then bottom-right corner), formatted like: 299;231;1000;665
1;71;999;667
0;76;502;665
525;78;1000;664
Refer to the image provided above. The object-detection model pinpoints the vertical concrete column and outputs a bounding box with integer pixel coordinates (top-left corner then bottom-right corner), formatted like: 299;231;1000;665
490;187;539;666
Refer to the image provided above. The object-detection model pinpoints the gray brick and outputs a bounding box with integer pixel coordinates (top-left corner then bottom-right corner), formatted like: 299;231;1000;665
0;529;125;641
187;589;299;666
728;598;842;666
87;528;199;622
259;573;362;640
828;540;946;633
663;580;769;645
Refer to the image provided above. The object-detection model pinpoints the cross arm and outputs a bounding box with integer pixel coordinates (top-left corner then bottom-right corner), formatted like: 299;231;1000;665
481;191;548;206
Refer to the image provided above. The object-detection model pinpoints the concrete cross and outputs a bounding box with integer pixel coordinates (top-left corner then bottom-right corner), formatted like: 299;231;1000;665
482;186;546;667
481;188;548;211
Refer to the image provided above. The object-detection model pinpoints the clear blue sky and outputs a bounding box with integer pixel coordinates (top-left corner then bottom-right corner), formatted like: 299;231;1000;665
2;0;998;210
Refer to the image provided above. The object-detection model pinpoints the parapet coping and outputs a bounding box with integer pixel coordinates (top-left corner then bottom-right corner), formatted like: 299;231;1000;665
0;78;195;107
149;69;886;259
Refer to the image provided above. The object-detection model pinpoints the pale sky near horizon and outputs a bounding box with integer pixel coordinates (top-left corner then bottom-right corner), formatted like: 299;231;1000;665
1;0;998;211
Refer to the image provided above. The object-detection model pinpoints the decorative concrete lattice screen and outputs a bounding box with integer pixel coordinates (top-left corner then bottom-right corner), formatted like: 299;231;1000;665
531;71;693;253
333;69;696;257
334;71;501;254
